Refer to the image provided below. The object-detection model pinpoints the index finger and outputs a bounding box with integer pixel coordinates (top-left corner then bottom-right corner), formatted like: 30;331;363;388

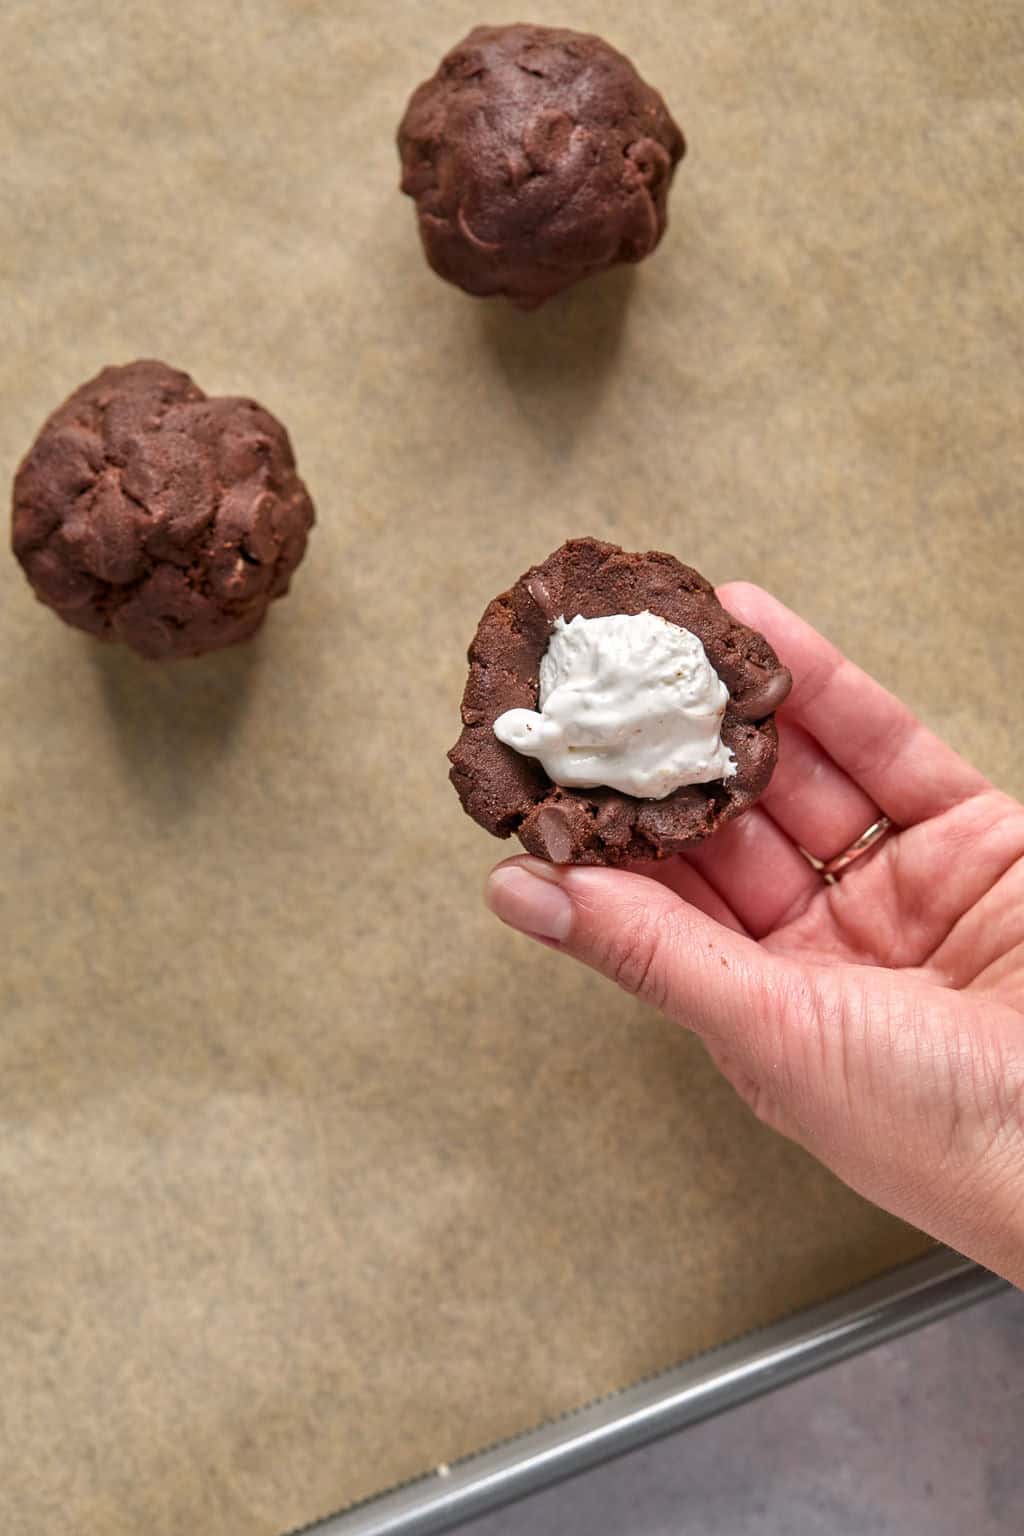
718;582;989;827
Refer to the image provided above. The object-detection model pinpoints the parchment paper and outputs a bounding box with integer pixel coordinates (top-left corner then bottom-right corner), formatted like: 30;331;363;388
2;2;1021;1531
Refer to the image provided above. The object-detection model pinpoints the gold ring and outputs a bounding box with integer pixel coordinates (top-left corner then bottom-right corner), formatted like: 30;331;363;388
820;815;894;883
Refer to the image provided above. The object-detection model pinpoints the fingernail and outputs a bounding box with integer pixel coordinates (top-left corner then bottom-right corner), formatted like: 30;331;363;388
485;859;573;943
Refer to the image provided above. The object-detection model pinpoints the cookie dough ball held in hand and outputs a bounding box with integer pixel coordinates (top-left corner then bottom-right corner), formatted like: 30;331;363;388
449;539;792;865
398;24;686;307
11;360;316;660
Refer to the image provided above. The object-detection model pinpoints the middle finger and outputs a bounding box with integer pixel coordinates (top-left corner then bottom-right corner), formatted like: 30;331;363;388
684;805;820;937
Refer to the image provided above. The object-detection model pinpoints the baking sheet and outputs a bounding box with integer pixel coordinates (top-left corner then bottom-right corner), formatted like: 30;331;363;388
315;1252;1007;1536
1;2;1021;1533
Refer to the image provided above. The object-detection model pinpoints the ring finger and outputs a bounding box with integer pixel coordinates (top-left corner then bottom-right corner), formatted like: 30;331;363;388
761;717;882;865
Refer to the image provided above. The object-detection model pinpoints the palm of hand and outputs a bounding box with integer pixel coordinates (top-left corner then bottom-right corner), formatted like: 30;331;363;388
771;795;1024;999
649;585;1024;1281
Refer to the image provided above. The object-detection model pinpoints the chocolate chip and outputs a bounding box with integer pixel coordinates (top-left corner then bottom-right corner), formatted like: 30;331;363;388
534;805;575;864
526;573;557;619
730;666;793;721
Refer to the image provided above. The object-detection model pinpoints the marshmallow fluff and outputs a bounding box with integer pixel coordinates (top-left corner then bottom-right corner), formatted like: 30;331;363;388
493;611;737;800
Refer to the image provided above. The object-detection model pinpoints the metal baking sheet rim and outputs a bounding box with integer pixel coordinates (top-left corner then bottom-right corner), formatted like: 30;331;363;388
294;1249;1005;1536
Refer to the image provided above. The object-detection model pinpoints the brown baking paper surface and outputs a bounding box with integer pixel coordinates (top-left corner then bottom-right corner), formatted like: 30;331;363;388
1;1;1021;1531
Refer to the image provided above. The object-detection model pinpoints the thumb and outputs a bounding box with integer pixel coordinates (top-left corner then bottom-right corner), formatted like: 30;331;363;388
485;856;803;1063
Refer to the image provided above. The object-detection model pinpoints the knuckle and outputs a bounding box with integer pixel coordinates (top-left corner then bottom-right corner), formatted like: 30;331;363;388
605;909;670;1011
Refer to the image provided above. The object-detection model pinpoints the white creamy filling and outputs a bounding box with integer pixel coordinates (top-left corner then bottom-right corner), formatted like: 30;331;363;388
493;611;736;800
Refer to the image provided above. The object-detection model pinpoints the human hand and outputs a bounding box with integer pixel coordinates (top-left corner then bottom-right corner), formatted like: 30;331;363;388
486;586;1024;1288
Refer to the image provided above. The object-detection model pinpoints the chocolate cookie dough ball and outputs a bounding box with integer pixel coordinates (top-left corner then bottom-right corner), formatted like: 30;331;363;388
11;360;315;660
449;539;792;865
398;24;685;308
